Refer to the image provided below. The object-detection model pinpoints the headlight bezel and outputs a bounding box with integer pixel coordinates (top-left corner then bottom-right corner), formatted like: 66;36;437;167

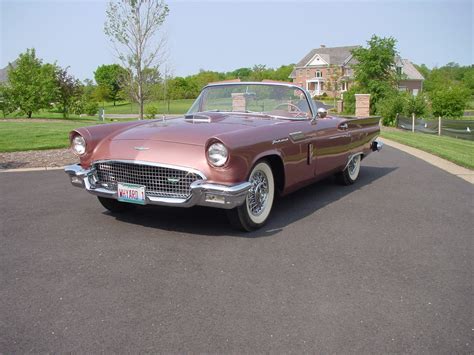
71;134;87;156
207;142;229;167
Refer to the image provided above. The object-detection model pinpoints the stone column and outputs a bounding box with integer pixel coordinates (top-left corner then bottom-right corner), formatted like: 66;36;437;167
355;94;370;117
232;93;246;112
337;100;344;113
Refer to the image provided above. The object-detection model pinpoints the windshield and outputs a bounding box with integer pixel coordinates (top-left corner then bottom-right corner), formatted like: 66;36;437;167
187;83;313;119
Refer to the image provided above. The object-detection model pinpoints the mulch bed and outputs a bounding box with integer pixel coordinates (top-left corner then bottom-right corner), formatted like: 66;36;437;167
0;149;76;170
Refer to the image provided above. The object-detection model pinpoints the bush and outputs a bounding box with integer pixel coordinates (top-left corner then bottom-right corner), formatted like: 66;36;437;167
145;105;158;119
404;92;428;117
376;91;407;126
341;86;360;115
84;101;99;116
430;84;470;118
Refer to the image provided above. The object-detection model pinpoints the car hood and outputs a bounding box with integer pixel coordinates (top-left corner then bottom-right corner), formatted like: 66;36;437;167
108;112;283;146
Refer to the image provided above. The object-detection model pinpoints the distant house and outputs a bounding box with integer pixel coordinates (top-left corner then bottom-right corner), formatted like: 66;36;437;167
0;65;9;83
290;45;424;97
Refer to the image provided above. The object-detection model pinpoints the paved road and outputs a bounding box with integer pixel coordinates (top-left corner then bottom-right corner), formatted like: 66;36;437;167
0;147;472;353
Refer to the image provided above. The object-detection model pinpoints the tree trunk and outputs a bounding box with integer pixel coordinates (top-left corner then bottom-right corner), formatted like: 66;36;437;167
137;66;144;120
27;111;32;118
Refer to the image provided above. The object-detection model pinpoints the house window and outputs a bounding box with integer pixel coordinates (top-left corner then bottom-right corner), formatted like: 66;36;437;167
316;71;322;78
396;67;402;76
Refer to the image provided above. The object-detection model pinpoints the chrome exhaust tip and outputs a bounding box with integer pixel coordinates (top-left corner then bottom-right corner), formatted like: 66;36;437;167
371;140;383;152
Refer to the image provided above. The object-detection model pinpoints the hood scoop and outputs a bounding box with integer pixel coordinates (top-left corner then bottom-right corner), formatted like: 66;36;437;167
184;113;212;123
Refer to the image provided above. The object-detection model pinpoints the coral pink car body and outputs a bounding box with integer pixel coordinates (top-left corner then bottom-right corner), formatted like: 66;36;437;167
71;110;380;195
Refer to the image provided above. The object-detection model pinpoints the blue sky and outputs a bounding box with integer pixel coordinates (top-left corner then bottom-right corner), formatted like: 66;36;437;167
1;0;472;81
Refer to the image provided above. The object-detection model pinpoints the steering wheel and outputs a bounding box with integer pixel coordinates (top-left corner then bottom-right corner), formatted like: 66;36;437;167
272;103;308;118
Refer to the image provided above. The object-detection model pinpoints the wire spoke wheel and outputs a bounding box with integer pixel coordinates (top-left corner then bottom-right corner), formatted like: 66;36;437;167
336;154;362;185
247;170;269;216
348;155;361;180
226;161;275;232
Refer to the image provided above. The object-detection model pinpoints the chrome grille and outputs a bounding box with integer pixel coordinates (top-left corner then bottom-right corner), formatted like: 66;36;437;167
93;161;203;199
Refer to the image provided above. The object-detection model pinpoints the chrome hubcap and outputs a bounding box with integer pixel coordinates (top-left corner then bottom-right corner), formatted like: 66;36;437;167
348;155;360;177
248;171;268;216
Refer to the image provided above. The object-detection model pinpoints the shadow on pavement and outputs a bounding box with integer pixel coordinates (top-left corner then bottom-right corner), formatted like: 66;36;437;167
107;166;396;238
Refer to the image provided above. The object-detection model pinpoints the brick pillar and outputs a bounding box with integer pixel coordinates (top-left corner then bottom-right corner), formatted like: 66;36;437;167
232;93;246;112
355;94;370;117
336;100;344;113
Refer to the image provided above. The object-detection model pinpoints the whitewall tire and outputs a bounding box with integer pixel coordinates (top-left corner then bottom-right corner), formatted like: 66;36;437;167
226;161;275;232
337;154;361;185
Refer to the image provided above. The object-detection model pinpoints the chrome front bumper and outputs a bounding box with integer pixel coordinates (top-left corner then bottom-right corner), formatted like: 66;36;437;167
64;164;251;209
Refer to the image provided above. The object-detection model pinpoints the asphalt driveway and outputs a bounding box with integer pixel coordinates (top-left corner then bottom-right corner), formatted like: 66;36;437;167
0;146;472;353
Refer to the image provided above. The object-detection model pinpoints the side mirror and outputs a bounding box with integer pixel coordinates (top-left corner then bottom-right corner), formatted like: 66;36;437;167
317;107;328;119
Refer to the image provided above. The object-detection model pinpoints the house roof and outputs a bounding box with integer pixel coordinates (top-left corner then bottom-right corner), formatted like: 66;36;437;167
289;45;359;78
398;58;424;80
0;61;17;83
297;45;360;67
289;45;424;82
0;65;9;83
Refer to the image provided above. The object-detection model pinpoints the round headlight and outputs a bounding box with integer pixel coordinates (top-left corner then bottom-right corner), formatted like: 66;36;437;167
72;135;86;156
207;142;228;167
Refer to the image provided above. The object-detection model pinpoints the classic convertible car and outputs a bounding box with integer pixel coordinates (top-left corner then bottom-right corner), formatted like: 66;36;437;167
65;82;382;231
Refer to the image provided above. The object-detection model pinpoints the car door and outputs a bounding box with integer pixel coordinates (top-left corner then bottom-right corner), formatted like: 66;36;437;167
310;118;352;178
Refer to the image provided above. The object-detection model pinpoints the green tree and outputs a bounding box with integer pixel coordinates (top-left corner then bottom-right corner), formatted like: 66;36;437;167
376;91;407;126
105;0;169;119
430;84;470;118
55;66;83;118
325;65;344;106
94;64;126;106
7;49;57;118
0;84;15;117
272;64;295;82
351;35;398;113
226;67;252;80
404;93;428;117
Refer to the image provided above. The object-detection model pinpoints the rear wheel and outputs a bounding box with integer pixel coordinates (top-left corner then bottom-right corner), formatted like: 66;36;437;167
336;154;361;185
97;196;136;213
226;161;275;232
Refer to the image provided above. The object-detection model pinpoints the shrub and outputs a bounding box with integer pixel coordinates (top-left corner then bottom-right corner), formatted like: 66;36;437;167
145;104;158;119
376;91;407;126
84;101;99;116
430;84;470;118
341;86;360;115
404;92;428;117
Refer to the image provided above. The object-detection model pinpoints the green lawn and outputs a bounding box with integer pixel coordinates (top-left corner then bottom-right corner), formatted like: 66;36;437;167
0;119;129;152
101;99;195;115
381;130;474;169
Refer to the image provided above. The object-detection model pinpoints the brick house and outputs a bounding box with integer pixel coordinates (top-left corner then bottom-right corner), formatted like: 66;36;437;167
289;45;424;98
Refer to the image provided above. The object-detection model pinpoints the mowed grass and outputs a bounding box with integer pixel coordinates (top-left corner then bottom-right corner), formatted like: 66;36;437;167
102;99;195;115
381;130;474;169
0;119;124;152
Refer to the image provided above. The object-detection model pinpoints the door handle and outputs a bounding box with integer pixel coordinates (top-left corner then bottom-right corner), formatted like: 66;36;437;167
339;123;348;130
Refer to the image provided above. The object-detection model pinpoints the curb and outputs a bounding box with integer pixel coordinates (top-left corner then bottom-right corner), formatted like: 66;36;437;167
379;137;474;184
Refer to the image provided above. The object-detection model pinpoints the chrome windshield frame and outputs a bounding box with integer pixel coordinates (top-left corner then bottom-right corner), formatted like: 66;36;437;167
188;82;316;119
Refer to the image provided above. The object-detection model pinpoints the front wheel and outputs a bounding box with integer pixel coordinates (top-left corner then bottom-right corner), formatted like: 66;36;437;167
336;154;361;185
226;161;275;232
97;196;137;213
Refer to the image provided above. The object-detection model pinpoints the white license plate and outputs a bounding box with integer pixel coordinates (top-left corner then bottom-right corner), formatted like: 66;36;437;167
117;182;146;205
